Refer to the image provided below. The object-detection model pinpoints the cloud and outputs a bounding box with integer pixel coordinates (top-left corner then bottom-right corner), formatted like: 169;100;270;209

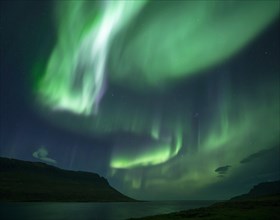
240;147;277;164
215;165;231;176
32;147;56;164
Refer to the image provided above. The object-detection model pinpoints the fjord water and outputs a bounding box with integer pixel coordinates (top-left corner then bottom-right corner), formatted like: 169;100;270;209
0;200;217;220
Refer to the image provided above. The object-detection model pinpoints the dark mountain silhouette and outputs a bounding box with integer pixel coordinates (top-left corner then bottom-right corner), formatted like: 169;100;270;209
231;180;280;200
0;157;134;202
130;180;280;219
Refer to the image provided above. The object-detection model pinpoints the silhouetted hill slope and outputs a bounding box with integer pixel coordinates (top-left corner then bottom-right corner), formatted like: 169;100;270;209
130;180;280;220
0;157;134;202
231;180;280;200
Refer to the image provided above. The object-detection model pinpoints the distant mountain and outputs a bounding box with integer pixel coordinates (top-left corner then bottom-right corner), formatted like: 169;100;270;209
0;157;134;202
231;180;280;200
130;181;280;219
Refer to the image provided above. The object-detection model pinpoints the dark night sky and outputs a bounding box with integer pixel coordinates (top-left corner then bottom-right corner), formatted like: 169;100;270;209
0;1;279;200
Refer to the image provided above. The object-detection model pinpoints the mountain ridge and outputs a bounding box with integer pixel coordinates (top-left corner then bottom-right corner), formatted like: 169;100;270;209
230;180;280;200
0;157;134;202
129;180;280;219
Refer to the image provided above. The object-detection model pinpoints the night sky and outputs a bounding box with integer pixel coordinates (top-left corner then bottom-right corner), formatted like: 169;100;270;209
0;1;279;200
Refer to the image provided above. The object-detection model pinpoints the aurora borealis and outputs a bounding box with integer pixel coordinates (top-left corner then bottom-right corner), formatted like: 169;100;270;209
36;1;146;115
1;0;279;200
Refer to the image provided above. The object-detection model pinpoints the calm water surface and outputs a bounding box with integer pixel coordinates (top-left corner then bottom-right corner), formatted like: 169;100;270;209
0;201;217;220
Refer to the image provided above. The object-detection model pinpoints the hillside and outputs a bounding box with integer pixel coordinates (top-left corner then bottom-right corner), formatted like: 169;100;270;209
231;180;280;200
0;157;134;202
130;180;280;220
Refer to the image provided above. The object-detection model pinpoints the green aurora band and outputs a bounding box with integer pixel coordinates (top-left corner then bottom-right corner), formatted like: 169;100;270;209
33;1;280;198
37;1;146;115
36;1;279;113
109;1;279;88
